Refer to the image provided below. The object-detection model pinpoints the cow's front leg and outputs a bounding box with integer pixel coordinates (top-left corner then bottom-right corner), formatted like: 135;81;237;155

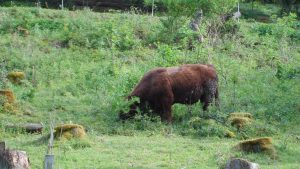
154;96;173;123
161;104;172;123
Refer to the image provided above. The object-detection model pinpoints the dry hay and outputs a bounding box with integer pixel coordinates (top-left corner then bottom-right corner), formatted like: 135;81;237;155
0;90;15;104
7;71;25;84
0;90;20;114
229;117;252;129
54;124;86;140
2;103;19;114
228;112;253;129
236;137;276;158
229;112;252;119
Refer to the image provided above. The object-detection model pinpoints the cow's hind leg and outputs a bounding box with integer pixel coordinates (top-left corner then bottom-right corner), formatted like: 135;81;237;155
203;79;218;111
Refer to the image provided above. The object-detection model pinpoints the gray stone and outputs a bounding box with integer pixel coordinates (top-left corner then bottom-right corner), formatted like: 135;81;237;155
225;158;259;169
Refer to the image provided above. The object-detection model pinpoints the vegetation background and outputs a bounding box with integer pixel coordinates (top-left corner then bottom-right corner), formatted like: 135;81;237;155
0;0;299;168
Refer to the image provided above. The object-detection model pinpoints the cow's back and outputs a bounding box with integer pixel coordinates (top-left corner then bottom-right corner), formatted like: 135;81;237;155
167;64;217;104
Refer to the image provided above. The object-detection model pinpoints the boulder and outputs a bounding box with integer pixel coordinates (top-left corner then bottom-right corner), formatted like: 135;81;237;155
225;158;259;169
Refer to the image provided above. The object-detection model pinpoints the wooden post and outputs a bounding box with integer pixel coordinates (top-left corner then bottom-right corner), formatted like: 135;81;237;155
45;122;54;169
44;154;54;169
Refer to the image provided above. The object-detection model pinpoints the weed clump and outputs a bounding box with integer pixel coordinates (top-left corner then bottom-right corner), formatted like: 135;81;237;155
7;71;25;84
188;117;235;138
224;130;236;138
236;137;276;158
54;124;86;140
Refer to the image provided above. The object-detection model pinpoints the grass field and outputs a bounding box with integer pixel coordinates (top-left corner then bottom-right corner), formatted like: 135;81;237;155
4;132;300;169
0;3;299;169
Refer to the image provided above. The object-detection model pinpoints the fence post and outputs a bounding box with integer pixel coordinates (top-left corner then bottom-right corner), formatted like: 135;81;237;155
44;154;54;169
44;122;54;169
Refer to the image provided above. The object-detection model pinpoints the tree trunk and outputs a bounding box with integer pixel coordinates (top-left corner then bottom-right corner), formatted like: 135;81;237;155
189;9;204;43
0;149;30;169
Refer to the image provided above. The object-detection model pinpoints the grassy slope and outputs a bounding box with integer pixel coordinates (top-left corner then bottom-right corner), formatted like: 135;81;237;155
0;6;299;169
4;133;300;169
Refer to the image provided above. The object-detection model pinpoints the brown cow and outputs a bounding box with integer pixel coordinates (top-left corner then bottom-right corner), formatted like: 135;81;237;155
119;64;219;123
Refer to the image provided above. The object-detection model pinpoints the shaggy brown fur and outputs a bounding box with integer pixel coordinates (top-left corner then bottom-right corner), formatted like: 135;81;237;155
120;64;219;123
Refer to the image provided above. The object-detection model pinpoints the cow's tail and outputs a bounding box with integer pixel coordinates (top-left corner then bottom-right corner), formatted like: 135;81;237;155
215;87;220;109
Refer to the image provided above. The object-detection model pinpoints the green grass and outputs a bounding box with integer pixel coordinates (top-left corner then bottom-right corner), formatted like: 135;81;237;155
0;5;299;169
4;133;300;169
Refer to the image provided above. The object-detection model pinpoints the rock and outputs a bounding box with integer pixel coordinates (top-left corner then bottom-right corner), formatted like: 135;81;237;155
5;123;43;134
225;158;259;169
24;123;43;133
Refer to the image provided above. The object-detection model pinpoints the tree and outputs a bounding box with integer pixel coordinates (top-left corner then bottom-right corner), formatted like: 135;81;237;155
155;0;238;17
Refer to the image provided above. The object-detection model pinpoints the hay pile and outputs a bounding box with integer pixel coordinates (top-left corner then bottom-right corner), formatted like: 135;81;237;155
0;90;19;114
54;124;86;140
7;71;25;84
236;137;276;158
228;112;253;129
0;90;15;104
